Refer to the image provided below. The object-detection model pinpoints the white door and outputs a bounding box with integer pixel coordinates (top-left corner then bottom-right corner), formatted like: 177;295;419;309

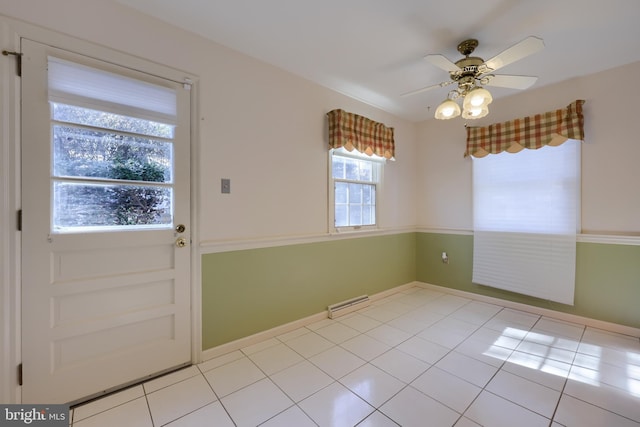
20;39;192;404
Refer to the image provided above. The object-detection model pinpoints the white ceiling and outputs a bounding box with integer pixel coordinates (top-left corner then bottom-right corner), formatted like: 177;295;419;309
117;0;640;122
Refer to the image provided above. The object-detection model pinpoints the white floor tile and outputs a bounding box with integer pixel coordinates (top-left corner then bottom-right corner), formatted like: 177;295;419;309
581;328;640;353
241;337;280;355
365;324;411;347
270;360;334;402
531;317;585;341
315;322;361;344
338;313;383;333
454;417;482;427
485;370;561;418
277;326;310;342
375;300;414;315
73;397;152;427
489;308;540;329
285;331;335;358
341;334;392;361
197;350;245;373
259;405;316;427
386;313;430;335
454;336;514;368
164;401;234;427
553;393;640;427
527;331;580;352
307;318;336;331
203;356;265;397
360;306;402;323
468;326;526;348
357;410;401;426
406;306;445;326
396;336;450;364
569;360;637;392
309;345;366;379
67;287;640;427
379;386;460;427
435;351;499;387
371;348;430;383
418;325;469;349
450;301;502;325
411;367;481;413
425;294;471;316
299;382;374;427
221;378;293;427
146;374;217;426
464;391;550;427
340;364;405;407
143;365;201;394
248;342;304;375
564;374;640;422
411;367;482;414
432;316;479;337
502;350;571;391
73;385;144;422
516;341;577;364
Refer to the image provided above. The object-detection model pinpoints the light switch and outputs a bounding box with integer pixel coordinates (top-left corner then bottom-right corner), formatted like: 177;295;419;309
221;178;231;194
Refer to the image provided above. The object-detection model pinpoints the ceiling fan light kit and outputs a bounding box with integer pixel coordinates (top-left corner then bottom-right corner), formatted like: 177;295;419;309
403;36;544;120
434;98;461;119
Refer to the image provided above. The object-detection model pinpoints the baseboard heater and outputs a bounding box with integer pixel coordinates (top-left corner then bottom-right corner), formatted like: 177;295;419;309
327;295;370;319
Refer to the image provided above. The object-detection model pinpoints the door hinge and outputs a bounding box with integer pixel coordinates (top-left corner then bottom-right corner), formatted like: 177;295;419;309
17;209;22;231
2;50;22;77
18;363;23;386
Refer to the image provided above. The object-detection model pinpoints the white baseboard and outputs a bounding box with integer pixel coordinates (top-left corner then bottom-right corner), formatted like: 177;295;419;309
201;281;419;361
417;282;640;338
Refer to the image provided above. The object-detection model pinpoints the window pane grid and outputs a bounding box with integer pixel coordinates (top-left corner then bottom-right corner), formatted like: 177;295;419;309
51;103;175;232
334;181;376;227
331;151;380;229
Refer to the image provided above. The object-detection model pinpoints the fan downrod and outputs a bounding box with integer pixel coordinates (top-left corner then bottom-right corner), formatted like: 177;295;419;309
457;39;478;56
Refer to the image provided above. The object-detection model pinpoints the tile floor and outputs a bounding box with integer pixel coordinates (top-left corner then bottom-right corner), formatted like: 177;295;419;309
69;287;640;426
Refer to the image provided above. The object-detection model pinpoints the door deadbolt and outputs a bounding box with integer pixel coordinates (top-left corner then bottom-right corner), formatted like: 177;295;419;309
175;224;186;233
175;237;187;248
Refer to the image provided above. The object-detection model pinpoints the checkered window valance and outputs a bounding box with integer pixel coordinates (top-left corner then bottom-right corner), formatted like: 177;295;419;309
465;100;585;158
327;109;395;159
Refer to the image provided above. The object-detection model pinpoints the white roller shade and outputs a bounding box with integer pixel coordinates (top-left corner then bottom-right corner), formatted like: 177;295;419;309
48;56;177;124
472;140;580;305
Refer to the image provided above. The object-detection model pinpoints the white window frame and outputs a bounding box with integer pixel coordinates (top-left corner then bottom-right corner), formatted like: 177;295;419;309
328;147;384;232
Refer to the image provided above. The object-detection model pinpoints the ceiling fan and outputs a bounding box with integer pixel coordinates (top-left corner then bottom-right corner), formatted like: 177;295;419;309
402;36;545;119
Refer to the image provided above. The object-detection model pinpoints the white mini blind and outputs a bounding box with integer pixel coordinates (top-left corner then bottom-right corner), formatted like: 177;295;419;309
48;57;177;124
472;140;580;305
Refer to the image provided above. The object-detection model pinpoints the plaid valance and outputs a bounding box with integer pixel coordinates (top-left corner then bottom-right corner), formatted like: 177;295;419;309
465;100;585;158
327;109;395;159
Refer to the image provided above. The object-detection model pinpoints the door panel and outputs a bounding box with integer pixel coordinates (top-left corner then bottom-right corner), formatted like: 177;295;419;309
21;39;191;404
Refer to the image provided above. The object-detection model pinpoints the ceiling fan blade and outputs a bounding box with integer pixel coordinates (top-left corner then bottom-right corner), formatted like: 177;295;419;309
425;54;460;72
483;74;538;90
482;36;544;72
400;80;455;97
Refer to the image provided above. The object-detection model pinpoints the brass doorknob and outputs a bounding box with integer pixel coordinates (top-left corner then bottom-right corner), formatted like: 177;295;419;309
175;237;187;247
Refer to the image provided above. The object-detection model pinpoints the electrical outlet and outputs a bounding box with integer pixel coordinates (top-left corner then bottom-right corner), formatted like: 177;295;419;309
221;178;231;194
442;252;449;264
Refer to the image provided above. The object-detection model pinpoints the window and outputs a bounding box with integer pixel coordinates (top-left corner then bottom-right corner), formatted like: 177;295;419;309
48;57;178;233
330;148;383;230
472;140;580;305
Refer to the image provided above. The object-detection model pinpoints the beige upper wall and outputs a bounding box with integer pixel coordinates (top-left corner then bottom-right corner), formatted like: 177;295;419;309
417;61;640;235
0;0;418;242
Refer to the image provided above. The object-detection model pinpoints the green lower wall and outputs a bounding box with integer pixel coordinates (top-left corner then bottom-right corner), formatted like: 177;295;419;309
201;233;416;350
201;231;639;350
416;232;640;330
